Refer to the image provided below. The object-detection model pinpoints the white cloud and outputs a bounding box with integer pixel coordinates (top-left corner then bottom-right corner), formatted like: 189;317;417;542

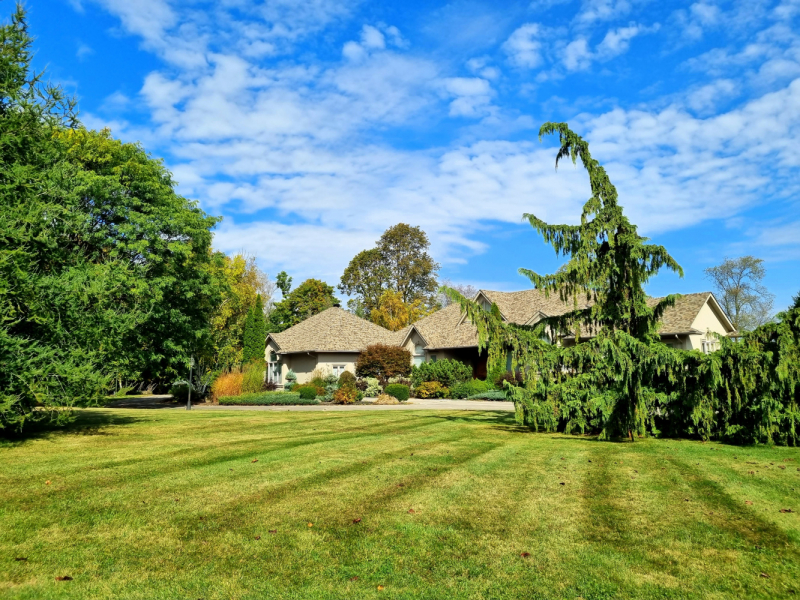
360;25;385;49
563;38;592;70
503;23;545;68
574;0;636;25
76;42;94;60
685;79;739;113
596;23;658;58
82;0;800;287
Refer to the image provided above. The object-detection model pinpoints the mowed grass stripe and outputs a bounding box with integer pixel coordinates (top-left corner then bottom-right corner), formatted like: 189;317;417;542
1;409;799;600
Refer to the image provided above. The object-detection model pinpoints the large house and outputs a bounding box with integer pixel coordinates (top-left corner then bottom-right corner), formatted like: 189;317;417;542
265;289;736;385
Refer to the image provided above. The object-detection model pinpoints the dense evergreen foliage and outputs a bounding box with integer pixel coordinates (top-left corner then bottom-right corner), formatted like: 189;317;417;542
0;8;220;430
411;358;473;388
242;295;267;364
446;123;798;445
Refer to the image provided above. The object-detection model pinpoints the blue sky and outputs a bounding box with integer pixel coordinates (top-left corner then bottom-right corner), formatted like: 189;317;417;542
29;0;800;309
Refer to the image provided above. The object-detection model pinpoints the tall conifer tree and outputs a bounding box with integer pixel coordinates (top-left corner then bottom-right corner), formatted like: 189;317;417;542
242;295;266;364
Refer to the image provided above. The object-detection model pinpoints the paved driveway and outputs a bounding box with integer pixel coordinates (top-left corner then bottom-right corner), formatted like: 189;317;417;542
102;396;514;412
194;399;514;412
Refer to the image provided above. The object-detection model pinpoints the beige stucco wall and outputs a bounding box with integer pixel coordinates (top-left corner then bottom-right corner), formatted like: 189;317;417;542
688;300;731;351
402;330;427;365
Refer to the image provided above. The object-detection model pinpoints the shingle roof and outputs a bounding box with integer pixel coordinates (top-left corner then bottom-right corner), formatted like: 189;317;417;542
269;307;397;353
411;289;731;348
410;304;480;349
480;289;592;323
648;292;734;335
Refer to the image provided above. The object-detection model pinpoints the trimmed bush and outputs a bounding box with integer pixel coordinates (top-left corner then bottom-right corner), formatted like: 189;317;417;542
414;381;449;399
356;344;412;379
333;386;357;404
384;383;409;402
218;392;316;405
296;385;318;400
450;378;494;399
294;383;324;397
338;370;356;389
411;359;472;388
467;390;508;401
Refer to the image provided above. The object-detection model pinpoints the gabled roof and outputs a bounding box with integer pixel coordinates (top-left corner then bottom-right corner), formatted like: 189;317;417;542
648;292;736;335
414;289;735;348
480;289;593;323
268;307;397;354
411;303;481;349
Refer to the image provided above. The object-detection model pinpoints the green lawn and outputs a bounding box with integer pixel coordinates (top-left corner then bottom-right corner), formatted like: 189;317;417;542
1;409;799;600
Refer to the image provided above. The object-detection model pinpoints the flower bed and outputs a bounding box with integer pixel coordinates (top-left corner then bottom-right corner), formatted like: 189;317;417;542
218;392;318;406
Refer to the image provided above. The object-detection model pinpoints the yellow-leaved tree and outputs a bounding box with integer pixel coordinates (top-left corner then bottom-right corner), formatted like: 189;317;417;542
208;254;273;369
370;289;432;332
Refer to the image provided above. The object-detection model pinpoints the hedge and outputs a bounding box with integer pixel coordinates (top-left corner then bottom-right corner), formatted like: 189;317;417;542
467;390;508;401
218;392;318;405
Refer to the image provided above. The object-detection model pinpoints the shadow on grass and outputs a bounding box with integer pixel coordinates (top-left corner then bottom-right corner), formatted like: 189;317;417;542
0;410;147;447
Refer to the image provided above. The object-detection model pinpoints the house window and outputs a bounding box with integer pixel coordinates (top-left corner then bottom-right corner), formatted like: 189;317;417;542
332;364;346;377
413;345;425;366
267;360;281;384
429;354;438;362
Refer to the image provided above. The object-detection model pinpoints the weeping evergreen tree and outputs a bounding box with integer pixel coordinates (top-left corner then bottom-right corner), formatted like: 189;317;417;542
242;295;266;364
446;123;799;444
447;123;686;440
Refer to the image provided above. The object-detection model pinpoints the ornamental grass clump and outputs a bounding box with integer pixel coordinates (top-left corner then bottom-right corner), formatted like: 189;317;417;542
374;393;399;405
241;361;266;394
211;371;243;401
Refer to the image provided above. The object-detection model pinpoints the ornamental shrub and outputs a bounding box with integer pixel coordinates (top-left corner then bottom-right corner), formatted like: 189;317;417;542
414;381;449;399
495;370;524;388
384;383;410;402
356;344;412;379
411;359;472;388
296;385;318;400
333;386;357;404
450;378;493;399
294;383;325;398
338;370;356;389
362;377;382;397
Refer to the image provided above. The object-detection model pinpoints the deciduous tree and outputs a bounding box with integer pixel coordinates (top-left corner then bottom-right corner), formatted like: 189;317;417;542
339;224;439;317
268;279;337;332
0;7;221;430
370;289;433;331
704;256;775;331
